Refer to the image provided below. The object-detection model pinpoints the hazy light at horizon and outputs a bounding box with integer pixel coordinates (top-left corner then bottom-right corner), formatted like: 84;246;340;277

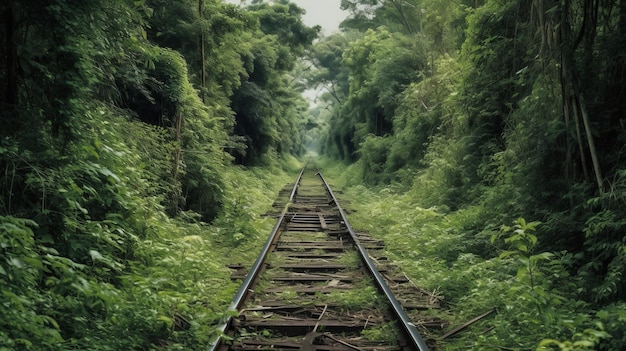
223;0;348;35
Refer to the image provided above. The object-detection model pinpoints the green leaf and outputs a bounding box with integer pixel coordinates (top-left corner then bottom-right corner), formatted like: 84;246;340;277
596;310;609;319
516;266;528;280
89;250;104;262
97;166;120;183
531;252;554;261
82;145;100;159
498;250;516;259
157;315;173;329
182;235;203;242
8;257;25;268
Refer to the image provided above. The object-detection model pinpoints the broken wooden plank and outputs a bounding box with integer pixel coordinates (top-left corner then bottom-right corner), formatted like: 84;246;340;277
441;308;496;339
319;214;328;230
278;264;349;270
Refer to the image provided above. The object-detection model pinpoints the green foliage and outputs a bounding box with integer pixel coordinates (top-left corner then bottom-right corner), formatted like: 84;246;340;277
319;160;622;350
319;27;428;166
248;1;321;66
0;113;295;349
360;322;398;344
325;284;385;311
358;135;394;184
145;0;314;166
386;55;459;178
595;303;626;349
307;33;354;103
492;219;567;322
340;0;420;35
316;0;626;349
537;325;609;351
3;0;626;348
0;216;63;350
494;218;542;258
343;27;426;141
0;0;309;349
147;0;254;99
578;173;626;303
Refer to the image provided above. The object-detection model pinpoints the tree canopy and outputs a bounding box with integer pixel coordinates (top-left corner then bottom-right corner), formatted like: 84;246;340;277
310;0;626;348
0;0;317;348
3;0;626;349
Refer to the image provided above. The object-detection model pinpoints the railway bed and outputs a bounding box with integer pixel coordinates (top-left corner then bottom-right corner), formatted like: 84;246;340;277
211;166;445;351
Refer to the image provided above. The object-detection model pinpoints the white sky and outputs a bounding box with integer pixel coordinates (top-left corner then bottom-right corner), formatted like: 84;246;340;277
290;0;348;35
224;0;348;35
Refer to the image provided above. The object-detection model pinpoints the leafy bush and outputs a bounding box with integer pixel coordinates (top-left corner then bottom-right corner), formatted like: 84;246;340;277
320;160;626;350
358;135;394;184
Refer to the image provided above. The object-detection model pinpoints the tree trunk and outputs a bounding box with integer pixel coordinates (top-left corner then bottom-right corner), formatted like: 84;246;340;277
570;93;590;182
561;89;574;183
388;0;414;34
199;0;206;103
173;112;184;180
560;1;583;183
578;93;604;192
4;2;18;107
560;0;603;193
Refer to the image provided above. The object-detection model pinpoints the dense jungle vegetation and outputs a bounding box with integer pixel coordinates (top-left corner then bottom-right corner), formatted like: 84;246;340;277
2;0;626;350
1;0;314;349
311;0;626;349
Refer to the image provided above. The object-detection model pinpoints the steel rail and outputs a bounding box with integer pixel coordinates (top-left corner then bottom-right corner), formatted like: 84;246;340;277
208;166;306;351
317;169;431;351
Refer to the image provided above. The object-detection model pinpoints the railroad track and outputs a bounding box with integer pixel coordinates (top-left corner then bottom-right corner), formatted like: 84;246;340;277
211;165;444;350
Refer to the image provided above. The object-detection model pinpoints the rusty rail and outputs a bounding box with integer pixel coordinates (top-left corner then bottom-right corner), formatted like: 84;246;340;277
210;164;433;351
208;166;305;351
317;169;430;351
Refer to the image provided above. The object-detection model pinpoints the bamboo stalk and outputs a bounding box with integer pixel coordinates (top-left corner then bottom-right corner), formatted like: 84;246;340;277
578;94;604;193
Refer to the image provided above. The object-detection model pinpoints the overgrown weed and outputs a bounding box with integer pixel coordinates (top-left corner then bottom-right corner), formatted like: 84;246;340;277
317;159;615;350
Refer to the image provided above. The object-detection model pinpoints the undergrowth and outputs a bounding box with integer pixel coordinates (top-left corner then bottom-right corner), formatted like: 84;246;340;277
318;159;617;350
0;113;301;351
126;159;299;348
